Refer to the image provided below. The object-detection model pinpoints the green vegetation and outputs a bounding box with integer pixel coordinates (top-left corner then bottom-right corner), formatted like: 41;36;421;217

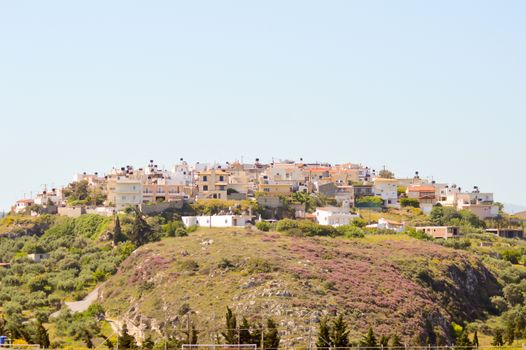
0;213;136;347
429;206;485;231
378;169;395;179
400;198;420;208
190;199;261;216
355;196;383;208
256;221;271;232
63;180;106;207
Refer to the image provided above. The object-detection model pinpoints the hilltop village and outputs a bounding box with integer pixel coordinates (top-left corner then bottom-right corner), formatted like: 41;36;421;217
3;159;526;349
10;159;522;239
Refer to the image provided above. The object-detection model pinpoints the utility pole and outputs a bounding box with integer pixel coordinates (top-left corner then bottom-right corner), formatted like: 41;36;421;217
261;324;265;350
187;312;191;344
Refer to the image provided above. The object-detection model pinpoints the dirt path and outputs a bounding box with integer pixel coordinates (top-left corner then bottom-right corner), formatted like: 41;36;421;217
50;285;102;318
65;285;101;312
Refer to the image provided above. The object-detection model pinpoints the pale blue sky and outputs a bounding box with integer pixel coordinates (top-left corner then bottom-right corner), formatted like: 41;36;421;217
1;1;525;212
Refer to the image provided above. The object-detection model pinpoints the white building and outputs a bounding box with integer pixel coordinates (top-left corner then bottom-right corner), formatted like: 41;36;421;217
366;218;405;232
171;161;194;186
436;185;461;207
14;199;34;214
27;253;49;262
373;178;399;207
34;188;63;206
315;206;359;227
436;185;499;219
182;215;253;228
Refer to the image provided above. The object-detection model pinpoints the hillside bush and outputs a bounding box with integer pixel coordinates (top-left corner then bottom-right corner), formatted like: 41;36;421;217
256;221;271;232
400;198;420;208
276;219;338;237
275;219;299;232
404;227;433;241
175;228;188;237
337;225;365;238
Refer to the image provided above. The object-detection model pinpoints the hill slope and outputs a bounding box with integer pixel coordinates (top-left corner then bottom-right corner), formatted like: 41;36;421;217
100;229;500;346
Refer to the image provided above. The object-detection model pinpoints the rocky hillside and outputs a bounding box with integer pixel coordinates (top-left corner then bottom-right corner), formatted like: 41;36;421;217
100;229;500;346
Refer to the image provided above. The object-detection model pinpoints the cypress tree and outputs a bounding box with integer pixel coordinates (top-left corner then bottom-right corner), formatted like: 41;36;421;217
239;317;252;344
182;324;198;345
505;323;515;345
118;324;137;349
250;324;262;348
472;331;479;347
424;319;437;346
391;334;403;348
330;315;350;348
456;331;472;348
32;320;50;348
263;318;280;350
360;327;378;347
492;329;504;346
113;216;122;245
221;307;238;344
141;335;154;349
129;209;153;246
316;318;331;349
82;328;94;349
379;334;390;347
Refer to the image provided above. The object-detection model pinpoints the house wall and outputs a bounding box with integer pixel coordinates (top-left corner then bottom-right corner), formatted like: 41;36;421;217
58;207;86;218
182;215;252;228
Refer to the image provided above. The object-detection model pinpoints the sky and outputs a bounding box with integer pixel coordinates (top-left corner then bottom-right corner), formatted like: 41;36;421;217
1;1;525;212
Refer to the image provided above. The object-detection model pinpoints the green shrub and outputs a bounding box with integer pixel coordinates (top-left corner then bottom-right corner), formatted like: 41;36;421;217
218;258;236;270
501;249;521;264
275;219;299;232
400;198;420;208
245;258;274;273
276;219;338;237
337;225;365;238
175;228;188;237
404;227;433;241
178;259;199;272
256;221;271;232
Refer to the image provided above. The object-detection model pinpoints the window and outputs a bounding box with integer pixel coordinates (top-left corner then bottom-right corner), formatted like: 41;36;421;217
203;185;208;191
203;176;208;181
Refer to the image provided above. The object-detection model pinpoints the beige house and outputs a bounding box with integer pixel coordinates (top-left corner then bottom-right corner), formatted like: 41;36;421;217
258;183;293;195
416;226;459;239
406;185;437;213
106;176;143;211
197;169;229;199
